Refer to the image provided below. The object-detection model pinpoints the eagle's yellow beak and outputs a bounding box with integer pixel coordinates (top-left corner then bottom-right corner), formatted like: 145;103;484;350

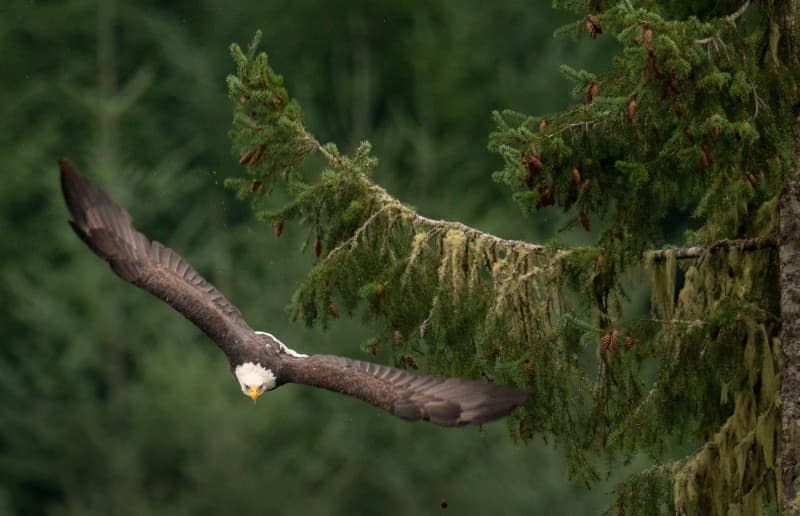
247;386;261;403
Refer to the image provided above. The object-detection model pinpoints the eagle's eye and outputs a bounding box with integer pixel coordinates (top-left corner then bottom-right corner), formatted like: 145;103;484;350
242;383;266;402
242;384;265;393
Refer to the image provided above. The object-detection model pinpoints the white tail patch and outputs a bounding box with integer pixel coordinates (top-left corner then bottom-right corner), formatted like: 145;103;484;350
255;331;308;358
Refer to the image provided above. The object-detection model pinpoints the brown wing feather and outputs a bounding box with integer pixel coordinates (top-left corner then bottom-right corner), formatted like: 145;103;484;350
281;354;529;426
59;159;253;354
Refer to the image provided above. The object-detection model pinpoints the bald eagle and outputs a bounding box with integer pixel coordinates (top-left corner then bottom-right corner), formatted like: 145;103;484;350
59;159;528;427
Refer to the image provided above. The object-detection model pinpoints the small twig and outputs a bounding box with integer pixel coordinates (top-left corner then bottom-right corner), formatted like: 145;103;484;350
695;1;750;46
305;133;344;167
752;83;767;119
646;236;776;262
726;0;751;25
317;204;394;265
642;317;709;326
695;34;730;60
552;118;604;136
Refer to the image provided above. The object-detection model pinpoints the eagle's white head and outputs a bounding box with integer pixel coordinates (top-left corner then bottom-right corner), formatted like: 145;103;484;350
234;362;277;403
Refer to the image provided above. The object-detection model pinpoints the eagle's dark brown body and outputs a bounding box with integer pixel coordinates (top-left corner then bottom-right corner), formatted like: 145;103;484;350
60;159;528;427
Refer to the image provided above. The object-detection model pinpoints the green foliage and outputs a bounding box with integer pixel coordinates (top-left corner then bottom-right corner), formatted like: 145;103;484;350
225;1;789;514
226;31;313;197
490;1;791;251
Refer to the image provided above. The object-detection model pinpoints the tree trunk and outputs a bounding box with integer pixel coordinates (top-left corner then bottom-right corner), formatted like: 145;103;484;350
781;169;800;513
778;1;800;511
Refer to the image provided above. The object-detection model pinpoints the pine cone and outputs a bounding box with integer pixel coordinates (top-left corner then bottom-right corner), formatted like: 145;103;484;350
609;329;620;351
403;355;418;369
580;211;591;231
239;144;265;166
523;359;537;385
539;119;548;132
627;97;637;120
327;303;340;318
571;167;582;185
585;82;600;103
586;15;602;39
600;332;611;353
699;144;713;169
643;27;653;50
537;186;554;207
524;155;543;185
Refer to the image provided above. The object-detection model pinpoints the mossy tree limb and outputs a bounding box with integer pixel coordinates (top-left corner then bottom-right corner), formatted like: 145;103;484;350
225;2;796;511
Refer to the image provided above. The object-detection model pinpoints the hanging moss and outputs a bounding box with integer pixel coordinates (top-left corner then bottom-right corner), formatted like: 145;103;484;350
646;249;676;320
226;1;786;510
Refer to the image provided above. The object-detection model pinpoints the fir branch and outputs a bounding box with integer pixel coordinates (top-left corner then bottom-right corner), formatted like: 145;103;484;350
645;236;776;262
303;126;550;254
311;126;776;263
368;181;549;252
310;122;778;265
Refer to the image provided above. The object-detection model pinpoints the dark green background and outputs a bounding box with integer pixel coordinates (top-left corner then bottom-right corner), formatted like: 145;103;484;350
0;1;621;514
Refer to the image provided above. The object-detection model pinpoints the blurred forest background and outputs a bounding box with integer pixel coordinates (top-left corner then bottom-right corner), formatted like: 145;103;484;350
0;1;622;514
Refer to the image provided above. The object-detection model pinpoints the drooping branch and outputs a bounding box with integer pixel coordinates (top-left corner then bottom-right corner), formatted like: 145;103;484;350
304;131;550;254
231;33;779;273
305;129;778;263
646;237;777;262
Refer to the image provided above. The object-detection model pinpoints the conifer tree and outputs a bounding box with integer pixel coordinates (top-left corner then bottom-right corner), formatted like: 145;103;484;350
226;1;800;512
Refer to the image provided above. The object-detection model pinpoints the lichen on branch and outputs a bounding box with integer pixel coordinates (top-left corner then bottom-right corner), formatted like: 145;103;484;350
226;2;787;508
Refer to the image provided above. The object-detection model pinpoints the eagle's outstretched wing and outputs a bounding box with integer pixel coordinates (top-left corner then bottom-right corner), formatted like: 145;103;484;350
282;354;528;427
59;159;254;356
61;160;529;426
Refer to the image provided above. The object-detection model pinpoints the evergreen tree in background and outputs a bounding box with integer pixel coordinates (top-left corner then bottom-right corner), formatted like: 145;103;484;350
226;1;800;513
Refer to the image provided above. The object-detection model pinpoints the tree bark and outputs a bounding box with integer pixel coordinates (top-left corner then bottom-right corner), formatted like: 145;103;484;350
777;0;800;511
781;171;800;512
